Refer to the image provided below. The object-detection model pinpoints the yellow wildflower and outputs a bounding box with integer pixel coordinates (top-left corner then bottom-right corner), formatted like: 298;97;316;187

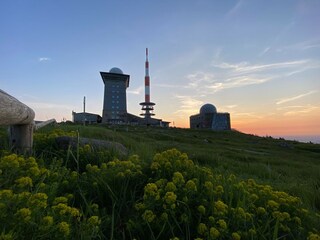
197;223;208;236
217;219;227;230
15;176;33;188
172;172;185;185
185;180;197;192
28;193;48;208
144;183;159;200
214;200;228;215
210;227;220;238
215;185;224;195
135;203;146;211
164;192;177;205
58;221;70;236
15;208;32;222
257;207;266;215
142;210;156;223
88;216;101;226
161;212;168;221
165;182;177;192
198;205;206;215
308;233;320;240
53;196;68;205
208;216;215;224
267;200;279;210
42;216;54;226
232;232;241;240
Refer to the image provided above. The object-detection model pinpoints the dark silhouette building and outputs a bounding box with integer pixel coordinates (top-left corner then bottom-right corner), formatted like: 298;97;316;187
190;104;231;130
100;67;130;124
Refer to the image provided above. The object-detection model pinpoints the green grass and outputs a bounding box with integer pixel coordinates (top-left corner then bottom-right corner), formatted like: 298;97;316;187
0;123;319;239
34;124;320;210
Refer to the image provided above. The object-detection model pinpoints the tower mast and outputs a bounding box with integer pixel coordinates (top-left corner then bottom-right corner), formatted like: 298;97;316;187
140;48;155;119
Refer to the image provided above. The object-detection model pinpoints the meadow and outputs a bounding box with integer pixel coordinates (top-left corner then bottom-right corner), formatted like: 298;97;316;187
0;123;319;239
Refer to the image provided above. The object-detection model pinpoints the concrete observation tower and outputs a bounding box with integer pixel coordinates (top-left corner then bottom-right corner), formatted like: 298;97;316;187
140;48;155;119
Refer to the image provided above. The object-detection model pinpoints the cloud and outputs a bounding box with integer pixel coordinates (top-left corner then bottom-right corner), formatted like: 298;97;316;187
173;95;203;116
186;72;215;89
208;76;271;91
226;0;244;16
38;57;51;62
185;59;318;95
277;39;320;52
154;83;181;88
283;105;318;116
213;60;309;74
259;47;271;56
276;90;318;105
127;86;144;95
223;104;238;109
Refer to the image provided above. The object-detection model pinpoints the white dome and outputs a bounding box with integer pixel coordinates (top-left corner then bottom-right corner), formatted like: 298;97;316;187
200;104;217;114
109;67;123;74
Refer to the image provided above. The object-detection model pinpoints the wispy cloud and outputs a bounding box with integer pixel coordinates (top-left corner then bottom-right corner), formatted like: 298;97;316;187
283;105;318;116
259;47;271;56
185;59;318;95
186;72;215;89
213;60;309;74
208;76;271;91
154;83;182;88
127;86;144;95
277;39;320;52
223;104;238;109
226;0;244;16
276;90;318;105
173;95;203;116
38;57;51;62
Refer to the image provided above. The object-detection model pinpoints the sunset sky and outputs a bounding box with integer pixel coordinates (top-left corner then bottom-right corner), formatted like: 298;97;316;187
1;0;319;141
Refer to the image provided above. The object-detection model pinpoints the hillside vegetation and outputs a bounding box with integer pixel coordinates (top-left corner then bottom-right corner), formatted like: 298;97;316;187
0;123;319;239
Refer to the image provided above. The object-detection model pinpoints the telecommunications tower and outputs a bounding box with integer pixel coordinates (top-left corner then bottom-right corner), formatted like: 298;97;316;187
140;48;155;119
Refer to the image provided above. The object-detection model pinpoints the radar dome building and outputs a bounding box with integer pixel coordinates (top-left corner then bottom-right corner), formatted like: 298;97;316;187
190;104;231;130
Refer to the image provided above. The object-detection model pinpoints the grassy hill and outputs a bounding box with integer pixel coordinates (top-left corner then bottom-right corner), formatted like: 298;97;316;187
0;123;319;239
35;123;319;211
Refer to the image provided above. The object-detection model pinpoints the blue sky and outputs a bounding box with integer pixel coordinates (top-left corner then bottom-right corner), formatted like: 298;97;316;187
1;0;319;139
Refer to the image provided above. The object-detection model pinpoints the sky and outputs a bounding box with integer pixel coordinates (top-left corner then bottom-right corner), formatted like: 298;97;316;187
1;0;320;142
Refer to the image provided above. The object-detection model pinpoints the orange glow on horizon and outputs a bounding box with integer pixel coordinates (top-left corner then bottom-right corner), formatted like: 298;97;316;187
171;113;320;137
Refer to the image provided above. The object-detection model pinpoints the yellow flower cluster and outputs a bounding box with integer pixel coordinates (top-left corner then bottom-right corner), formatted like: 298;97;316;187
142;210;156;223
52;203;80;218
15;176;33;188
88;216;101;226
58;221;70;236
15;208;32;222
214;200;228;215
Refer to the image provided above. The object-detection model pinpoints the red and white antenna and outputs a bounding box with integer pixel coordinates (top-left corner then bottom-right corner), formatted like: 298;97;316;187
140;48;155;119
145;48;150;102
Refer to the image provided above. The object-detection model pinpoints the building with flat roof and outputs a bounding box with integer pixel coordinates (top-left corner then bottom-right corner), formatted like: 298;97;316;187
100;67;130;124
72;111;102;124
